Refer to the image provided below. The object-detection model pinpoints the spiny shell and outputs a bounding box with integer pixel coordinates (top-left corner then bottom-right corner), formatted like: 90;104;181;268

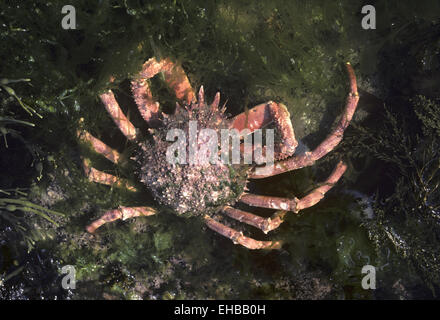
135;97;249;217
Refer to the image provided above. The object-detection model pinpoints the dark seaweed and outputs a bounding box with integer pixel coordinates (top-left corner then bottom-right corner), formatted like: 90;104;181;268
1;0;440;299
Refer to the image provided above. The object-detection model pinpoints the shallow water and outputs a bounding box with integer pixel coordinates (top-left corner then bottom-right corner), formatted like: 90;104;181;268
1;0;439;299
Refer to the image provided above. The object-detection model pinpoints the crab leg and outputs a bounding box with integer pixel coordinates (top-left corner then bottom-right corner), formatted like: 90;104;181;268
77;129;121;164
131;76;160;126
250;63;359;179
230;101;298;158
87;206;156;233
240;161;347;212
204;215;282;250
82;159;136;191
222;206;286;234
100;90;138;141
132;57;195;125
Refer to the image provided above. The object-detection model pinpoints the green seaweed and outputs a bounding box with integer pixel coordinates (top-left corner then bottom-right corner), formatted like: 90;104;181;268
1;0;440;300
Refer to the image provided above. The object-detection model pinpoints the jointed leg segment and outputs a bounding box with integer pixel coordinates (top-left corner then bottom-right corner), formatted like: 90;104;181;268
222;206;286;234
240;161;347;213
230;101;298;159
77;128;121;164
219;162;346;246
250;62;359;179
82;159;137;191
204;215;282;250
87;206;156;233
100;90;138;141
131;57;195;126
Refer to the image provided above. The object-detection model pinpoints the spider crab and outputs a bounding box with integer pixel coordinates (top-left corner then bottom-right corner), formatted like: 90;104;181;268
79;57;359;250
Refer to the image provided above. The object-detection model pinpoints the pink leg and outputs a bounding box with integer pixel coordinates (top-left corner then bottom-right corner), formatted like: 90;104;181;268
131;76;160;126
250;63;359;179
240;161;347;212
204;215;282;250
222;206;286;234
131;57;195;126
77;127;121;164
230;101;298;159
100;90;138;141
87;206;156;233
82;159;136;192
